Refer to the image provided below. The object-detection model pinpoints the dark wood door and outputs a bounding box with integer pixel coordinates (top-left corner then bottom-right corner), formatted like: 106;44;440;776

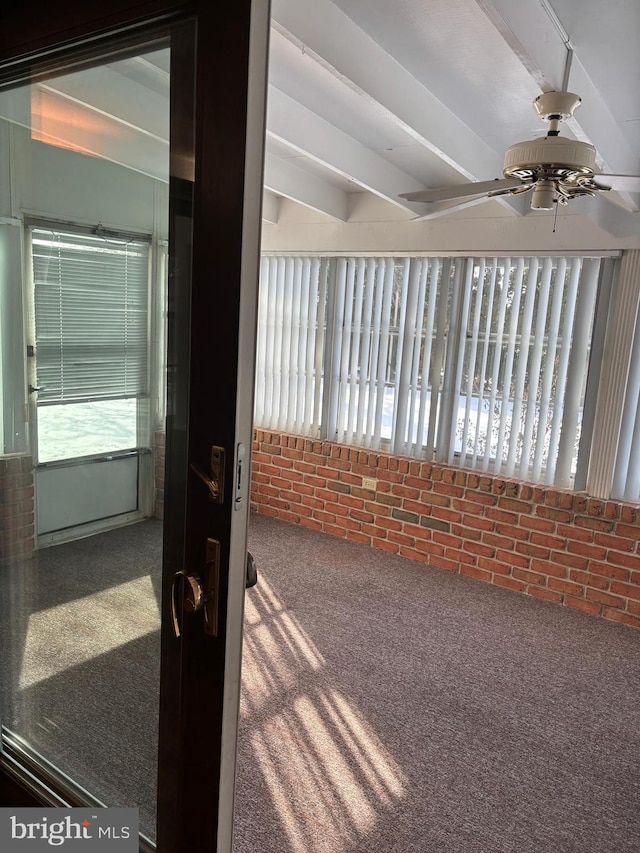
0;3;269;851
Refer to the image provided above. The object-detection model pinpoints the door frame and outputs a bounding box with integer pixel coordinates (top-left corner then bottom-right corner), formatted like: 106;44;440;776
0;3;270;852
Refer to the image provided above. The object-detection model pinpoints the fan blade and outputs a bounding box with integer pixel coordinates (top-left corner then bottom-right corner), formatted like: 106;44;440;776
596;174;640;191
488;183;532;198
399;178;524;203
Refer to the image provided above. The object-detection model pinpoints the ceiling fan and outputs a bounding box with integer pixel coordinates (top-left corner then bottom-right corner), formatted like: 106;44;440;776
400;92;640;211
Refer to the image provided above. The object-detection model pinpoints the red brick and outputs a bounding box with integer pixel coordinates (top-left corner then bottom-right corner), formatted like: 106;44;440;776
500;497;533;513
527;586;562;604
548;577;584;596
396;545;426;561
414;540;445;557
535;506;572;523
277;510;301;524
601;608;640;629
282;447;304;461
477;556;512;575
452;498;486;515
606;551;640;571
610;581;640;601
271;455;294;469
432;482;464;498
551;551;588;570
431;506;463;523
372;538;399;554
585;588;626;609
451;523;481;541
428;555;459;572
433;531;461;549
313;510;336;524
388;531;415;547
567;540;606;560
460;565;492;582
324;524;347;539
557;523;592;543
626;599;640;617
515;541;550;559
418;491;450;507
403;499;429;516
519;515;555;533
338;494;364;509
462;513;493;531
350;509;375;524
587;560;628;581
391;484;420;499
594;533;635;552
301;496;324;510
564;596;600;616
361;523;388;538
337;471;363;486
364;501;390;516
495;522;529;541
530;532;565;550
574;516;615;533
493;575;527;593
482;531;514;550
485;508;519;524
376;516;403;532
513;568;546;586
496;548;529;569
463;540;496;558
303;475;327;489
445;547;476;566
291;482;315;496
568;569;607;589
614;523;640;540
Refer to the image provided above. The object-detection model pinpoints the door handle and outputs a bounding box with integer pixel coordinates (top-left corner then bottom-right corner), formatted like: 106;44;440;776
171;538;221;638
171;570;205;638
190;446;225;504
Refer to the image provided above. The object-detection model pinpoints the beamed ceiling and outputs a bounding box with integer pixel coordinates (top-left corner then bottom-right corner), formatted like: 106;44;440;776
2;0;639;239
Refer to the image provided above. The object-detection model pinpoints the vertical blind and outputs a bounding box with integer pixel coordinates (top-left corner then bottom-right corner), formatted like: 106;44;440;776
32;227;149;404
255;254;603;488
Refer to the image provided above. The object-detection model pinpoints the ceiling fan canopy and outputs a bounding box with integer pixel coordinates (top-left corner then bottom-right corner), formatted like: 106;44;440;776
401;92;640;211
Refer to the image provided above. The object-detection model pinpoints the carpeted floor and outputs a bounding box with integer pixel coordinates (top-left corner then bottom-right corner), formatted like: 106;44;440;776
2;514;640;852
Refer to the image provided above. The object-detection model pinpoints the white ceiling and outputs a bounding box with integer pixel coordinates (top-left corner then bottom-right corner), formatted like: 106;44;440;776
266;0;640;234
2;0;639;237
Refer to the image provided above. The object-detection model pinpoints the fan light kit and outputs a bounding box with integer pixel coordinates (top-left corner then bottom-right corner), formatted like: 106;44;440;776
400;92;640;211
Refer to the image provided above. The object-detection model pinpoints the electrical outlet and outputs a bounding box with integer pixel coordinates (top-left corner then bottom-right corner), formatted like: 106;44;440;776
362;477;377;491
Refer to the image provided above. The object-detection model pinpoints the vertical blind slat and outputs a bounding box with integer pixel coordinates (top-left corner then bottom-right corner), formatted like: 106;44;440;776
253;252;607;491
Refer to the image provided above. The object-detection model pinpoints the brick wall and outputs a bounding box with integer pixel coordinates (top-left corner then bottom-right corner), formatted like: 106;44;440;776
250;429;640;629
0;455;35;565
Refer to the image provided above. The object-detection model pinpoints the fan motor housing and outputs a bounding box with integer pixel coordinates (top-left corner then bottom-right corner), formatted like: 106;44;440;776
503;137;597;181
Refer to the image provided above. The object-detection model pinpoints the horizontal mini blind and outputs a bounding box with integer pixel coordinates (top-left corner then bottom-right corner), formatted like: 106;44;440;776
32;228;149;404
254;253;603;488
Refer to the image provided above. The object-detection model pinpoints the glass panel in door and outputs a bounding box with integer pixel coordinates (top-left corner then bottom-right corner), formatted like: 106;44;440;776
0;41;170;842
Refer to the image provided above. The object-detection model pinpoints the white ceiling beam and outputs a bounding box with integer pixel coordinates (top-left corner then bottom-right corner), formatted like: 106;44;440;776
262;190;280;224
264;150;348;220
476;0;639;211
270;0;523;219
585;194;640;238
268;87;438;216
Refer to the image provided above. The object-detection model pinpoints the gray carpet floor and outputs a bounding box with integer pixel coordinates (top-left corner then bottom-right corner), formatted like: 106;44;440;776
2;514;640;852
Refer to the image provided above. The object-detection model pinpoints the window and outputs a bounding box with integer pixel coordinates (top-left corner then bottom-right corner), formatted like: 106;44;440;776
30;225;150;462
255;254;605;489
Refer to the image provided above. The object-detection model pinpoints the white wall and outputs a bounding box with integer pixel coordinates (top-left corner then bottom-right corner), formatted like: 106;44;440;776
262;193;640;255
12;124;168;238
